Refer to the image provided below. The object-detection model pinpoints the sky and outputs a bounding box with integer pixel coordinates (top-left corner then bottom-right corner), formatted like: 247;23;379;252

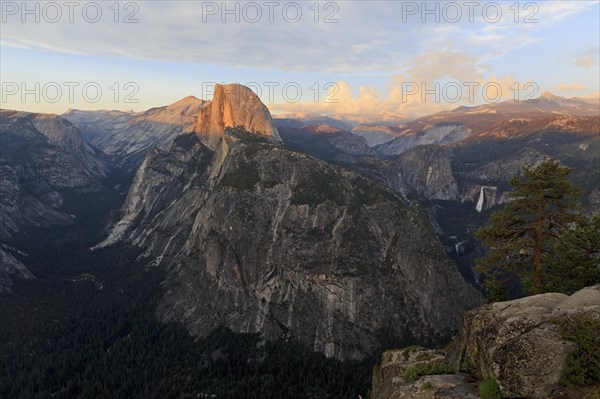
1;0;599;119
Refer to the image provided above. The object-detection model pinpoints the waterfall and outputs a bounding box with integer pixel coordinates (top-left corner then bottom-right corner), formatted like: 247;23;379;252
475;186;485;213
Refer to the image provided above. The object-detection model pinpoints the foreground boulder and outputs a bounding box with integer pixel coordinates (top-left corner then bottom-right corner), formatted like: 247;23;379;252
371;346;478;399
448;285;600;398
371;286;600;398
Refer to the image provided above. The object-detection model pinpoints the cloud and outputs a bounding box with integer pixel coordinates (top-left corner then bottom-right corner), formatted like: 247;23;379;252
574;56;597;68
1;1;595;75
536;1;597;24
0;1;419;74
571;44;599;69
557;83;586;91
2;0;597;116
273;50;516;119
583;91;600;99
274;81;382;116
406;50;486;83
422;1;597;67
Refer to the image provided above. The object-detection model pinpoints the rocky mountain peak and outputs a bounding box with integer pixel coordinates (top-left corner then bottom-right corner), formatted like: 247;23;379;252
164;95;206;113
303;124;345;134
1;110;80;153
537;91;568;104
30;113;87;152
195;83;282;149
540;91;560;99
131;96;205;125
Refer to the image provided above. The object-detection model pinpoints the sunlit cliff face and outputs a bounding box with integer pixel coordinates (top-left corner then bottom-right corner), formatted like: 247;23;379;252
195;84;282;149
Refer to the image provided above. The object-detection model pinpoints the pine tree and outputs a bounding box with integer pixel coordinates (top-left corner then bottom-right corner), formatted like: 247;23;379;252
476;159;582;300
543;214;600;294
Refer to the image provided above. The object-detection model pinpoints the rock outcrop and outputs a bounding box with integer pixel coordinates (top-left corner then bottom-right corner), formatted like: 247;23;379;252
0;245;35;292
395;145;459;201
371;346;479;399
370;286;600;399
448;285;600;398
195;84;282;149
469;147;546;183
352;145;459;202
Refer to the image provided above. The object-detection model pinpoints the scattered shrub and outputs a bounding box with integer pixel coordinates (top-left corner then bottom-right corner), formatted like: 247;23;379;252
416;352;432;361
402;348;411;361
478;377;502;399
402;362;454;381
558;314;600;386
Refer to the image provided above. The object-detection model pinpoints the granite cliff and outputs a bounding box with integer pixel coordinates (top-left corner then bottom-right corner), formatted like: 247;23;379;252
97;85;482;360
195;83;282;149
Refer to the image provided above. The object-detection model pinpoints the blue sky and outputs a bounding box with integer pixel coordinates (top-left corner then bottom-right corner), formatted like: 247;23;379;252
1;0;598;118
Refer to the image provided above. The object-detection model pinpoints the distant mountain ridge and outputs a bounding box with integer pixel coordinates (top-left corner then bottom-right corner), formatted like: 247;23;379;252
274;114;356;131
356;93;599;155
0;110;107;292
400;92;599;136
472;114;600;140
63;96;206;171
278;123;381;163
61;91;599;161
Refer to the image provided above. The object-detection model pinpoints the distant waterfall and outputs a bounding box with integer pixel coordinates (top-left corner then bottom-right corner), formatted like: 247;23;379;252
475;186;485;213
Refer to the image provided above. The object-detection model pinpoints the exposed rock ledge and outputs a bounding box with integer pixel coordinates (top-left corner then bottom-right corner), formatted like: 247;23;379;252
371;346;479;399
371;285;600;399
